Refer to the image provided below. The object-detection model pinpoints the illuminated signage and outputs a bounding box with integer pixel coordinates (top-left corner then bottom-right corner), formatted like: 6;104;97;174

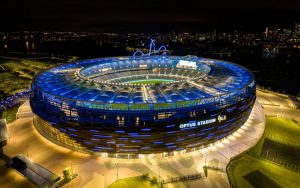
217;114;226;122
249;81;255;88
179;118;216;129
177;60;197;69
179;114;227;129
139;64;148;68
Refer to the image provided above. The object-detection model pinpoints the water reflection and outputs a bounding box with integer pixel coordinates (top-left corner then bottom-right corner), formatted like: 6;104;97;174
25;41;29;51
31;42;35;51
24;41;36;51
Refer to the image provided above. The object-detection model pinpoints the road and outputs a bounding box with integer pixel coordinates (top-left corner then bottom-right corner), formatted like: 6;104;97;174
257;89;300;121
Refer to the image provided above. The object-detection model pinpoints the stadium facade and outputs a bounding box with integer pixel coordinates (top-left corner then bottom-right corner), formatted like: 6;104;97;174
30;41;256;158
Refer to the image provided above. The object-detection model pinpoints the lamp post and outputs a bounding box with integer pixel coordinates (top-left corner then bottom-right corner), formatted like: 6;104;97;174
115;162;119;181
204;150;207;167
158;163;162;183
68;161;75;175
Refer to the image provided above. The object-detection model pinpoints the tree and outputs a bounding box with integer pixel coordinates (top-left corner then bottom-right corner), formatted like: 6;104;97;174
63;167;72;182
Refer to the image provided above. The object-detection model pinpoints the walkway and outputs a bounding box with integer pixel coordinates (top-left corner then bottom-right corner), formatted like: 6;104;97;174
1;99;266;188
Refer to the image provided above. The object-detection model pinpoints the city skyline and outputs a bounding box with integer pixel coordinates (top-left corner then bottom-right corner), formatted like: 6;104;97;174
1;0;300;32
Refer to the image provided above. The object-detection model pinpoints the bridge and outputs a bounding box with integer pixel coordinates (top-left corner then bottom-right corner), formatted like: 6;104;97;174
132;39;168;56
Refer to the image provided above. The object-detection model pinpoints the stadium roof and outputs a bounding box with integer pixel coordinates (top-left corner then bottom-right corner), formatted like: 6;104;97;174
33;55;254;105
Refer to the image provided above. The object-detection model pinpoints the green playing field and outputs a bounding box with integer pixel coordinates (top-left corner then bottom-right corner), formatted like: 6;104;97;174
124;79;174;84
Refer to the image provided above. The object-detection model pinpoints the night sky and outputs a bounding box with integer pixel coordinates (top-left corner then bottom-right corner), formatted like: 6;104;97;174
1;0;300;32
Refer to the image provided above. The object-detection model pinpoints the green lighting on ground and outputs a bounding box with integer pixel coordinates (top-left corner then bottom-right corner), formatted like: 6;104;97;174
107;176;160;188
227;117;300;188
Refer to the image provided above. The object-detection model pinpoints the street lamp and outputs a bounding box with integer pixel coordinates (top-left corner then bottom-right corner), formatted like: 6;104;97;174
115;162;119;181
68;161;75;175
157;163;162;183
204;150;207;167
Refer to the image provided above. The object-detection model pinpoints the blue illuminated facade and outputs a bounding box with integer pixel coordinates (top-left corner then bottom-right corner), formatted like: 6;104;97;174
30;53;256;157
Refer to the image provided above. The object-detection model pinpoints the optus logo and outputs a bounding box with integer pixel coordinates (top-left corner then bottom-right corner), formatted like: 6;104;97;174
217;114;227;123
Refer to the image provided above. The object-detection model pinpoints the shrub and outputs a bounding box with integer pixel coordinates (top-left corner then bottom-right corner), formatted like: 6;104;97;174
150;176;158;185
140;173;149;181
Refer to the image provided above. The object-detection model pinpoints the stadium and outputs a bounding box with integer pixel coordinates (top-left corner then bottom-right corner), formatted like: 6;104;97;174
30;41;256;158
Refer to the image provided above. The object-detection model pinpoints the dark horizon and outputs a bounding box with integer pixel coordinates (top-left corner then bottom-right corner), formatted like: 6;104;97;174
1;0;300;33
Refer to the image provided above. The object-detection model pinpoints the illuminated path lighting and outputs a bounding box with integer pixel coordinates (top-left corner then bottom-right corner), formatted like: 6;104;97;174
7;100;266;188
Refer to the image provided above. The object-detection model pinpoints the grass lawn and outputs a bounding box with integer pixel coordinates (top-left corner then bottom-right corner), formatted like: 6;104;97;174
0;103;22;123
229;154;300;188
0;72;32;98
228;117;300;188
0;60;59;99
107;176;159;188
124;79;173;84
248;132;265;158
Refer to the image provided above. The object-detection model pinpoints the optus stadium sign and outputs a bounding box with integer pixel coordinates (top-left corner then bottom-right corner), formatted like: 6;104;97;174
179;114;227;129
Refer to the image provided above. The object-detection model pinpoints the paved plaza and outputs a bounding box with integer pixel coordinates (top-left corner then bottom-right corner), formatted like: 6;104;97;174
0;97;266;188
256;89;300;121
